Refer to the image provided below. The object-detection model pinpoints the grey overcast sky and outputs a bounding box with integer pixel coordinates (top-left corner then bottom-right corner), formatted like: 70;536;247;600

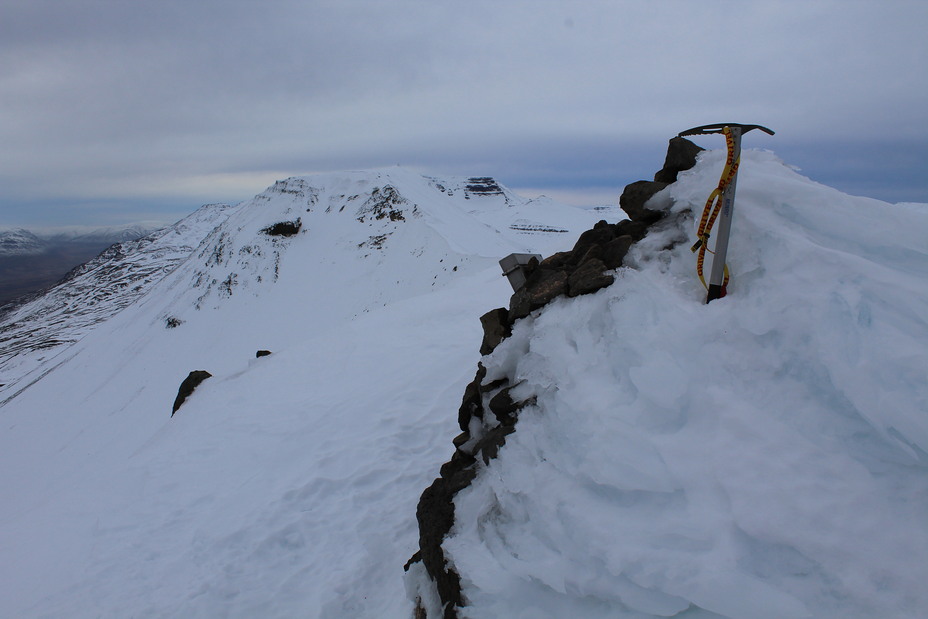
2;0;926;228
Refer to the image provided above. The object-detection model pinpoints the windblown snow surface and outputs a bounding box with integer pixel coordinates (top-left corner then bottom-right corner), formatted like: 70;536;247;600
1;155;926;619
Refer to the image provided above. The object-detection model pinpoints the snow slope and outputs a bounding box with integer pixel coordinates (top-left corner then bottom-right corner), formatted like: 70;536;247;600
433;150;928;618
0;168;612;618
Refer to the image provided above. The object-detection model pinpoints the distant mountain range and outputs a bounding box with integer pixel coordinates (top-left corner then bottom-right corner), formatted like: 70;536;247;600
0;224;163;307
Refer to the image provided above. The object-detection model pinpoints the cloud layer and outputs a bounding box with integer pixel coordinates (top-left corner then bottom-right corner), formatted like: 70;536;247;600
2;1;926;225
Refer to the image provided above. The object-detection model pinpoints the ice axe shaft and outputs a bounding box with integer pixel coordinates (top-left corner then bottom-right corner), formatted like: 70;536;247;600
678;123;774;303
705;125;741;302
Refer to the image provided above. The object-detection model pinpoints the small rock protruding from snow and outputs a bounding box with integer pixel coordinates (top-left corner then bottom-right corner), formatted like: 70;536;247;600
171;370;212;417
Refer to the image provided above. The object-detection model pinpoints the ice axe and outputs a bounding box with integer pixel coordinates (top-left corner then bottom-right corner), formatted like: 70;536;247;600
679;123;774;303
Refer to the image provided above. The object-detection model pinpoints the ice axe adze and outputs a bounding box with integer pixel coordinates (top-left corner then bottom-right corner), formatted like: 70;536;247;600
679;123;775;303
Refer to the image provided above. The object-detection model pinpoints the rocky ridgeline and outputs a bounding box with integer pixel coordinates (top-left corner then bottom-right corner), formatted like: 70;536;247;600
464;177;506;197
405;136;703;618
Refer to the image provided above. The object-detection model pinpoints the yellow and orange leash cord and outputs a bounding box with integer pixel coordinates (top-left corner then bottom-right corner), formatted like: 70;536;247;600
690;126;738;292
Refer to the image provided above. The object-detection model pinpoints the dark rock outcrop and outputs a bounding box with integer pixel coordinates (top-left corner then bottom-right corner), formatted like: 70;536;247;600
478;308;510;356
171;370;212;417
567;257;614;297
508;265;569;321
465;177;505;197
503;217;650;323
501;158;691;324
256;350;272;358
654;136;705;184
356;185;412;223
261;219;302;237
409;367;535;617
488;386;535;427
407;136;702;617
457;363;487;432
603;235;635;270
165;316;184;329
413;466;477;617
619;180;669;225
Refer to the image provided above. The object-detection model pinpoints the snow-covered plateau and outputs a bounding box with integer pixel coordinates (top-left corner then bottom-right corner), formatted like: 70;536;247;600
1;154;926;619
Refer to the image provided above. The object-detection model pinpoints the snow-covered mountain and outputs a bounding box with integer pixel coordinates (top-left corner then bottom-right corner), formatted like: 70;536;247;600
0;224;163;257
0;228;46;256
1;155;925;619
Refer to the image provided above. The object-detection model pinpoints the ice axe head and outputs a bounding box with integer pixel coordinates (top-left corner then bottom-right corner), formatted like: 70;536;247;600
679;123;775;137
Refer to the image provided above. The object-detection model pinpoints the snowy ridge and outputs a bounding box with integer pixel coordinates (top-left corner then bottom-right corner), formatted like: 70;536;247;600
424;149;928;618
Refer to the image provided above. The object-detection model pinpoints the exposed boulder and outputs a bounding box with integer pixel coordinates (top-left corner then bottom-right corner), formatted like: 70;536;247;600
488;385;535;427
538;250;571;270
508;267;569;321
568;258;614;297
457;363;487;432
478;308;510;355
619;180;669;224
503;192;677;325
602;235;635;270
473;424;516;464
570;223;619;265
256;350;272;358
654;136;704;184
614;219;651;242
171;370;212;417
